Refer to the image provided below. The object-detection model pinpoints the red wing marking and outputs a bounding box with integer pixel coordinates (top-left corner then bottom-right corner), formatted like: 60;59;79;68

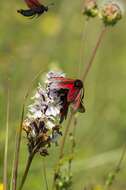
24;0;41;8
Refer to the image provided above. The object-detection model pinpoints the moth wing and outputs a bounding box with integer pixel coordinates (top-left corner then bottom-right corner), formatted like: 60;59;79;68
24;0;41;8
67;86;80;102
71;91;85;112
52;78;80;102
50;78;75;91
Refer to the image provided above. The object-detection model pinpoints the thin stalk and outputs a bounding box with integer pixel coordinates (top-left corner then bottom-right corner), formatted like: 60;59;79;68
116;143;126;171
105;143;126;189
3;87;10;190
52;112;74;189
68;116;77;177
57;25;107;164
10;155;15;190
52;26;107;190
59;112;74;160
18;153;35;190
12;69;47;190
82;26;107;82
78;19;89;77
19;140;44;190
43;159;49;190
12;103;25;190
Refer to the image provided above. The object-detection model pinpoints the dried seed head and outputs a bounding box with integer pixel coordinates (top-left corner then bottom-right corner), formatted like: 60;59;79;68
83;0;98;18
100;2;122;26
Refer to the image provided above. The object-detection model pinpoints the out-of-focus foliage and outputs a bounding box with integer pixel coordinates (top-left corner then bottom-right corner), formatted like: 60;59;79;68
0;0;126;190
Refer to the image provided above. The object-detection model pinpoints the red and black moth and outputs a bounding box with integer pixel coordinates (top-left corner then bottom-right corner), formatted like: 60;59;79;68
48;76;85;123
17;0;53;18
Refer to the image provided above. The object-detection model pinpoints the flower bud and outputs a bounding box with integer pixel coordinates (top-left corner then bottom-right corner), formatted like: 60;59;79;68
100;2;122;26
83;0;98;18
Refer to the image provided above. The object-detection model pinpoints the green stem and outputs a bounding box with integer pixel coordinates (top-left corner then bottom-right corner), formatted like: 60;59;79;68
52;26;107;190
12;103;25;190
78;19;89;77
3;86;10;190
105;143;126;189
19;140;44;190
43;159;49;190
59;112;74;160
19;153;35;190
68;116;77;177
82;26;107;82
52;112;74;190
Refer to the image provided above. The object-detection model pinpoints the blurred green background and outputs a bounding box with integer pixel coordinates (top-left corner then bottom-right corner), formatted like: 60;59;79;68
0;0;126;189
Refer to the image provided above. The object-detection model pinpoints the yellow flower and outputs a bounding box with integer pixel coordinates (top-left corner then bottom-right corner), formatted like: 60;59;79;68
0;184;3;190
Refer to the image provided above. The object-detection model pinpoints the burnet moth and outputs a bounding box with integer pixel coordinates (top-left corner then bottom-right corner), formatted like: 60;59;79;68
17;0;54;18
48;76;85;123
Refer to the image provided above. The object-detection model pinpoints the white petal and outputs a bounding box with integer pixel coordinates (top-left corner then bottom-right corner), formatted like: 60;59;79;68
45;105;60;117
46;121;55;129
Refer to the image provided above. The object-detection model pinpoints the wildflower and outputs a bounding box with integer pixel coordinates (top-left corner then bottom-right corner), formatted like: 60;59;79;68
23;71;85;156
100;2;122;26
0;184;3;190
83;0;98;18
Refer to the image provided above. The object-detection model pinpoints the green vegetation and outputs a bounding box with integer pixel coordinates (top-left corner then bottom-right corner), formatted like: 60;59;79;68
0;0;126;190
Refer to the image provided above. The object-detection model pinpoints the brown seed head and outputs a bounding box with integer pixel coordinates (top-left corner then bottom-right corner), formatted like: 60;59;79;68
100;2;122;26
83;0;98;18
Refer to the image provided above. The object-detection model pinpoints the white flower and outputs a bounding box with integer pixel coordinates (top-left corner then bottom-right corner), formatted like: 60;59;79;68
45;105;60;117
46;120;55;130
47;71;65;79
23;71;66;156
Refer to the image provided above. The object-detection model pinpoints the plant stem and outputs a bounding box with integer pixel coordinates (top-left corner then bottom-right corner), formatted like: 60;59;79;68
68;116;77;177
19;153;35;190
82;26;107;82
3;86;10;190
59;112;74;160
10;155;15;190
105;143;126;189
52;25;107;190
52;112;74;189
78;19;89;77
43;159;49;190
116;143;126;171
12;103;25;190
19;140;44;190
55;26;107;168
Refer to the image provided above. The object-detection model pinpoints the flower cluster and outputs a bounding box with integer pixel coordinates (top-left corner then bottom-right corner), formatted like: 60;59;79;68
100;2;122;26
23;71;84;156
83;0;98;18
83;0;123;26
55;171;72;190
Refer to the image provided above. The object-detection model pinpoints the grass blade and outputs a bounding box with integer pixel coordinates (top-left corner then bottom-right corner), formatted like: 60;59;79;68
3;84;10;190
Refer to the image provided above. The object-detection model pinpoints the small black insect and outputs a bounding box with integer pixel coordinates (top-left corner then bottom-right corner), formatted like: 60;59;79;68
17;0;53;18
